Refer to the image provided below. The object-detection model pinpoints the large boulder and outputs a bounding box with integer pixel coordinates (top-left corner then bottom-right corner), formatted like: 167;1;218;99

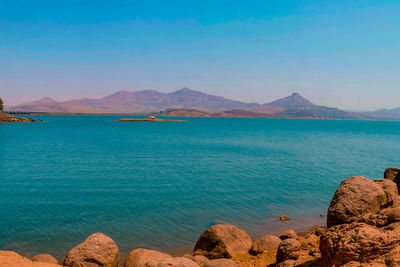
64;233;120;267
193;224;252;259
31;254;58;264
327;176;387;228
320;222;390;266
0;251;62;267
250;235;281;255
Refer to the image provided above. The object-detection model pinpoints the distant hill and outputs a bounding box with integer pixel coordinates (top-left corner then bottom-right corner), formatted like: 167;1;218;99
265;92;315;106
9;89;369;119
11;88;257;113
363;107;400;119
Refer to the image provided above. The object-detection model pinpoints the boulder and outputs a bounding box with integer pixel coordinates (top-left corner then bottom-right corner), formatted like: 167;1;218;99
193;255;209;266
374;179;399;203
64;233;120;267
157;257;199;267
327;176;387;228
125;249;171;267
320;223;388;266
250;235;281;255
384;168;400;182
193;224;252;259
386;246;400;267
308;225;326;236
32;254;59;264
193;255;210;266
203;259;238;267
278;230;297;240
0;251;62;267
125;249;199;267
276;238;301;263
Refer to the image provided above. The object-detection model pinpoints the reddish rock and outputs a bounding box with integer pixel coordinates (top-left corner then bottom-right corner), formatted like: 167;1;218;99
31;254;58;264
278;230;297;240
193;224;252;259
0;250;62;267
250;234;281;255
64;233;120;267
276;238;301;263
327;176;387;228
203;258;238;267
125;249;171;267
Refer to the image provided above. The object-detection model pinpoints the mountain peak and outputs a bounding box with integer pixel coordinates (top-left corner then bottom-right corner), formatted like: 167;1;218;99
265;92;314;107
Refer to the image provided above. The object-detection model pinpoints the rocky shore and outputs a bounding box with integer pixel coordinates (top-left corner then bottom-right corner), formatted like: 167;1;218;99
1;167;400;267
0;112;39;123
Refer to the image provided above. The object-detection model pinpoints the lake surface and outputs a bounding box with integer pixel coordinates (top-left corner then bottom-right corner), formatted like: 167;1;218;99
1;115;400;258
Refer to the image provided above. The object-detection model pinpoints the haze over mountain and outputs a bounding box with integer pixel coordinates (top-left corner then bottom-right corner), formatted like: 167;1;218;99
9;88;367;119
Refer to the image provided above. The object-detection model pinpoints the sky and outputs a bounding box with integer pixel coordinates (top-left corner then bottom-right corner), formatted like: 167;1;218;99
1;0;400;110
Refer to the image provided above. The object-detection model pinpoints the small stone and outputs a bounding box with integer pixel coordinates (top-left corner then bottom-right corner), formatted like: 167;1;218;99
279;215;290;222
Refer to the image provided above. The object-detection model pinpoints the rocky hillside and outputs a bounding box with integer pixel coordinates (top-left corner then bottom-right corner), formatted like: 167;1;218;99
9;89;368;119
2;168;399;266
0;112;38;123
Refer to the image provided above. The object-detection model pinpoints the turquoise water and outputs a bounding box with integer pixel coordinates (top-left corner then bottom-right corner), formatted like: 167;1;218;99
1;116;400;258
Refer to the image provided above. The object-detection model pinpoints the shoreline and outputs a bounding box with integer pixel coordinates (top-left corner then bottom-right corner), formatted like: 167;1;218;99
5;111;396;121
2;167;399;266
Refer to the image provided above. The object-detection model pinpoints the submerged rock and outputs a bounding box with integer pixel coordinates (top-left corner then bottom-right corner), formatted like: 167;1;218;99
279;215;290;222
327;176;387;228
193;224;252;259
64;233;120;267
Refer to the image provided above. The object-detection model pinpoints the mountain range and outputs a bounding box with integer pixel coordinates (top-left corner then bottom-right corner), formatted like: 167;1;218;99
7;88;387;119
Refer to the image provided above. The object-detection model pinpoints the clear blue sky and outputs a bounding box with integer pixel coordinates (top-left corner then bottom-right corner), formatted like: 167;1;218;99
1;0;400;110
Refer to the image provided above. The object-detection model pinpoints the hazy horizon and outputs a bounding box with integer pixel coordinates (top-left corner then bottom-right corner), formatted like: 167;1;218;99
2;0;400;111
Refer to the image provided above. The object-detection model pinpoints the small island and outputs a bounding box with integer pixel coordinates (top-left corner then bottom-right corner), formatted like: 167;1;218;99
118;116;188;122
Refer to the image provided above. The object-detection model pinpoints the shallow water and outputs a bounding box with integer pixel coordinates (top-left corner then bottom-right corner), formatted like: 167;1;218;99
1;116;399;258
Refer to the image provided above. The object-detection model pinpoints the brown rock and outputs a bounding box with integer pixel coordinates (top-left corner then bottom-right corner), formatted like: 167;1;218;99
193;224;252;259
309;225;326;236
250;235;281;255
327;176;387;228
32;254;58;264
125;249;171;267
279;215;290;222
276;259;296;267
0;250;62;267
125;249;199;267
374;179;399;203
203;259;238;267
64;233;120;267
320;223;386;266
386;246;400;267
278;230;297;240
384;168;400;182
276;238;301;263
157;257;199;267
193;255;209;266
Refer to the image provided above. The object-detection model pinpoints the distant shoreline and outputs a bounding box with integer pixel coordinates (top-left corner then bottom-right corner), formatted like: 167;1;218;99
11;112;394;121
